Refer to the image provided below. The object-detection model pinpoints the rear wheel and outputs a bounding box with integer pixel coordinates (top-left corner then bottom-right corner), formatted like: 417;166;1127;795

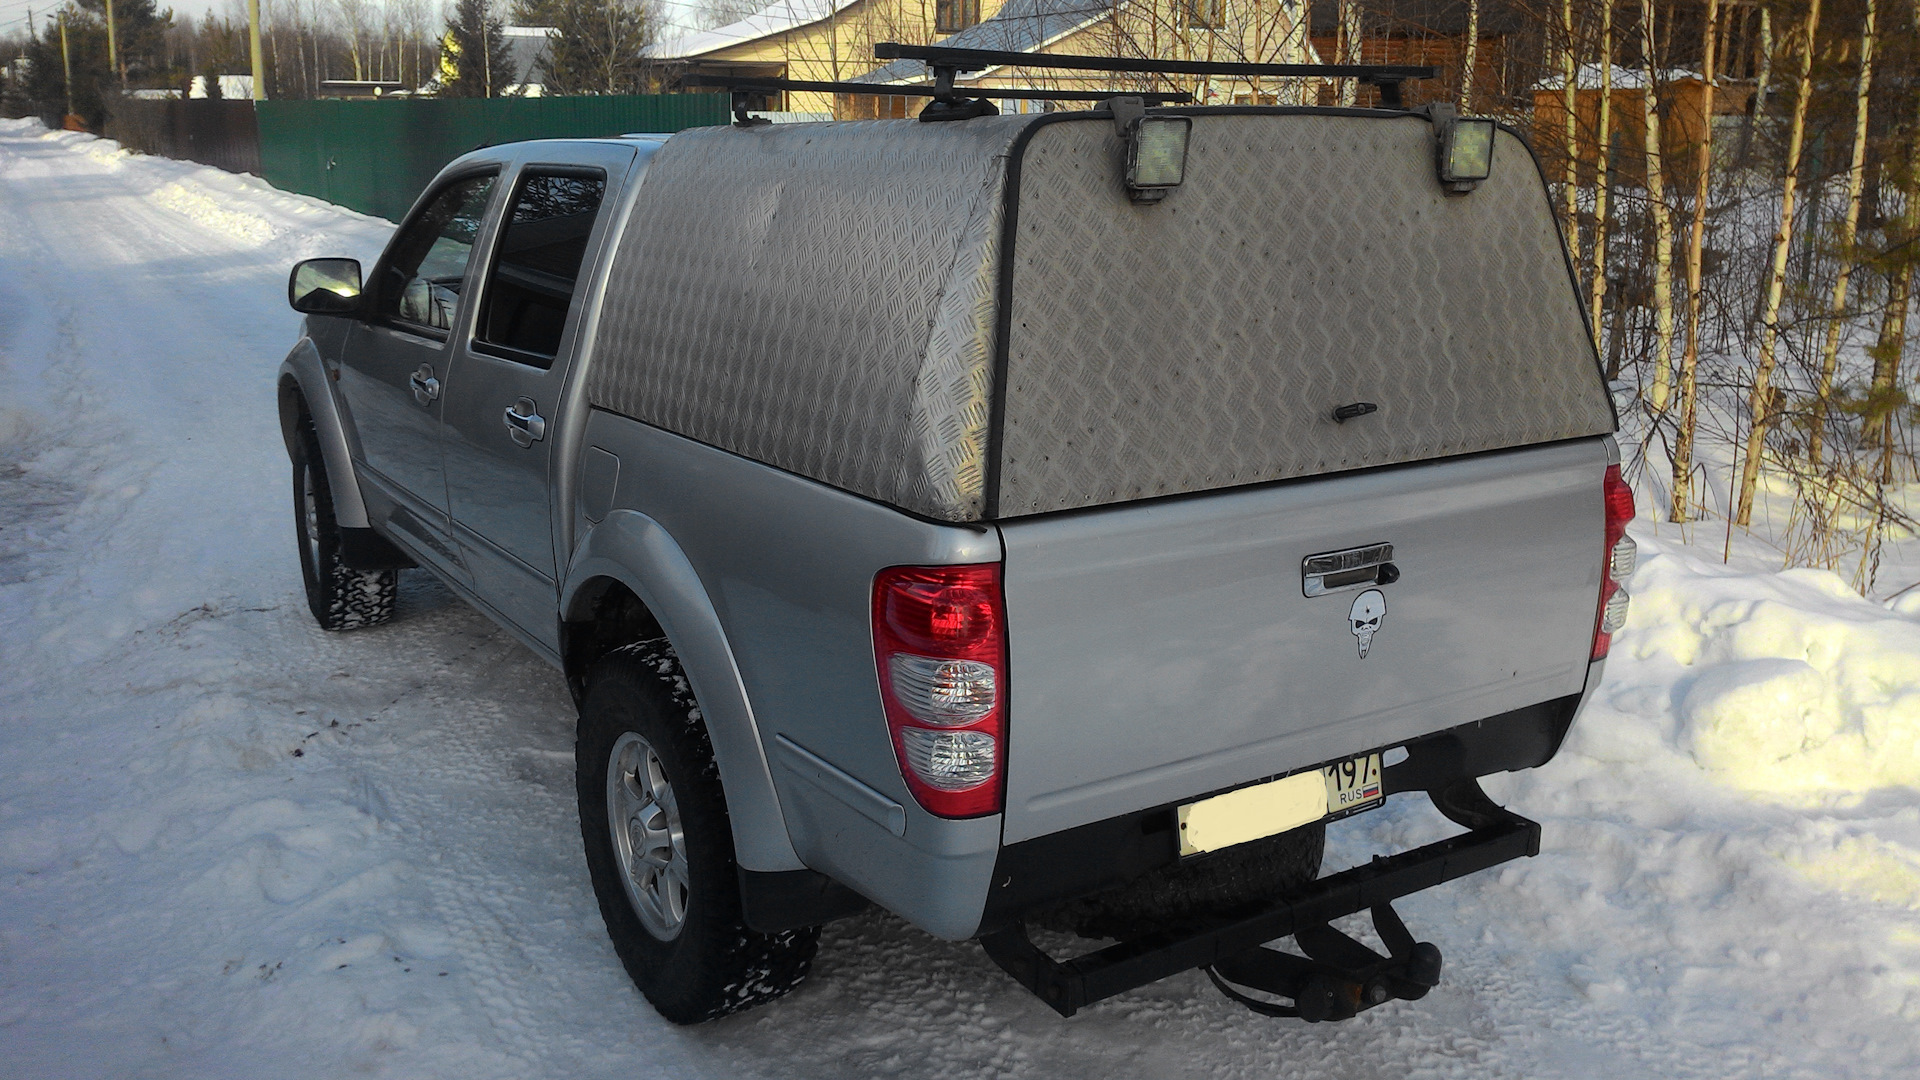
291;415;395;631
1033;823;1325;941
577;641;819;1023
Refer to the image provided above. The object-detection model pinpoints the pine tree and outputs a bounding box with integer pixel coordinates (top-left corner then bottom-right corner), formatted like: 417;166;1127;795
442;0;516;98
74;0;170;84
533;0;655;96
20;10;112;128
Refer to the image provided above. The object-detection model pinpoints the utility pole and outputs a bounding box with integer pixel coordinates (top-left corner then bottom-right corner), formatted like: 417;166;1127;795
58;10;72;120
248;0;266;100
105;0;122;88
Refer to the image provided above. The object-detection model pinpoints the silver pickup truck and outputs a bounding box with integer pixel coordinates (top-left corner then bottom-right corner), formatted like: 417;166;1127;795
276;77;1630;1025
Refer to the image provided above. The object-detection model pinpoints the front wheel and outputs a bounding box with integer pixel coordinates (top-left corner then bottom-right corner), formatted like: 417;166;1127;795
291;415;395;631
577;641;819;1023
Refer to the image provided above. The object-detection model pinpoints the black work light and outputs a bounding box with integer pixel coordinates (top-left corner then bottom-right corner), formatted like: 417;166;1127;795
1125;116;1191;202
1428;105;1495;194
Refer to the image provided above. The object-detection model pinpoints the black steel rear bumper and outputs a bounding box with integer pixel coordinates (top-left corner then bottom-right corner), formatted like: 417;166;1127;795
976;695;1576;936
978;780;1539;1017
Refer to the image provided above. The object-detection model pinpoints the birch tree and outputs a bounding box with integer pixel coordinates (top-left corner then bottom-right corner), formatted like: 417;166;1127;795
1755;5;1773;108
1561;0;1581;266
1460;0;1478;110
1867;0;1920;469
1809;0;1878;471
1737;0;1824;527
1640;0;1676;413
1338;0;1360;106
1673;0;1720;521
1588;0;1614;352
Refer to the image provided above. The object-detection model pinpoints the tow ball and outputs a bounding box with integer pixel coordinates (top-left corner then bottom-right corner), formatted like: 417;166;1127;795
1204;900;1442;1021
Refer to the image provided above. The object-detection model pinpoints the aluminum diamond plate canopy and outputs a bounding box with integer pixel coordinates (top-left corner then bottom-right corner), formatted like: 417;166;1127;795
590;117;1022;521
586;110;1611;523
993;113;1615;516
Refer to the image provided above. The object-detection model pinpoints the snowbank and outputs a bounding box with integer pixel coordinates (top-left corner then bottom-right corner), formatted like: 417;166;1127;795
1626;554;1920;793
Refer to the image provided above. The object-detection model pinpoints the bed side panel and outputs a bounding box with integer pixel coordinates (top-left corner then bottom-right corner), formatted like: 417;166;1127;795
588;119;1021;522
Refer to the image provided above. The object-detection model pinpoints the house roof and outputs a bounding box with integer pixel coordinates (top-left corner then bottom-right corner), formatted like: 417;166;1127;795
503;26;555;85
852;0;1110;85
649;1;862;60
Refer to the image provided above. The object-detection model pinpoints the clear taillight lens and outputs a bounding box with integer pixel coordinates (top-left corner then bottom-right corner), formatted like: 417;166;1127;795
898;729;997;790
888;655;996;725
1610;533;1638;581
1592;464;1635;660
1601;587;1631;634
873;564;1006;817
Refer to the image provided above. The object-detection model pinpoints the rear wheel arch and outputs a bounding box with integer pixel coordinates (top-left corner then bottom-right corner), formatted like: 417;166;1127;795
559;517;805;873
562;575;666;704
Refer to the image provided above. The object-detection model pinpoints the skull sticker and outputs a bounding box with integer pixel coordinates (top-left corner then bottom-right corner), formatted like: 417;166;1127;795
1349;589;1387;658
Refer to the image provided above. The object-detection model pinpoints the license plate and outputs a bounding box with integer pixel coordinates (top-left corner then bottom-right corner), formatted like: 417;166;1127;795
1178;751;1385;856
1322;752;1384;816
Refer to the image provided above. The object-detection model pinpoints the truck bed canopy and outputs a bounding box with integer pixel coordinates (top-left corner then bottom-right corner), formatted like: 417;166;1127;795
589;109;1614;522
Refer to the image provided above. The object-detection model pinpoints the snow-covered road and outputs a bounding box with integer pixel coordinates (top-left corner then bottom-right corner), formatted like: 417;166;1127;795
2;118;1918;1079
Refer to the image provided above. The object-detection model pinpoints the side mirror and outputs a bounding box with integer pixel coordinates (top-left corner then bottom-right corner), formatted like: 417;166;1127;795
289;258;364;315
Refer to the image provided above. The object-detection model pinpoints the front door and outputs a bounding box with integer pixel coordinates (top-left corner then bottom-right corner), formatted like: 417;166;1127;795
441;148;631;650
335;168;500;579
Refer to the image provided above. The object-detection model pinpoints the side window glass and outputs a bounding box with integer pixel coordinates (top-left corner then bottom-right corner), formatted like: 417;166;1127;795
475;170;608;369
376;172;497;335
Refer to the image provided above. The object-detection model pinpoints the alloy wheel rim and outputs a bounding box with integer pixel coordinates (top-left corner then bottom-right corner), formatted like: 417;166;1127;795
606;731;689;940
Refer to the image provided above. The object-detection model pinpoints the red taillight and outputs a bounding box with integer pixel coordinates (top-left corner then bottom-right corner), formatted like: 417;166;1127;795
872;564;1006;818
1593;464;1635;661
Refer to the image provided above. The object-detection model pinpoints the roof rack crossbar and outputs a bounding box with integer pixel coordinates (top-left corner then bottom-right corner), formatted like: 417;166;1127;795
681;73;1193;108
872;42;1437;84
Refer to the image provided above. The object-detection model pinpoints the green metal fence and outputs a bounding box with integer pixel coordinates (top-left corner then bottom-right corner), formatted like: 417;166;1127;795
256;95;729;221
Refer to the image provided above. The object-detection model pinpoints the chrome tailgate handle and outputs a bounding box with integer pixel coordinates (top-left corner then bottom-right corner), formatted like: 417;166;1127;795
1303;543;1399;597
504;397;547;447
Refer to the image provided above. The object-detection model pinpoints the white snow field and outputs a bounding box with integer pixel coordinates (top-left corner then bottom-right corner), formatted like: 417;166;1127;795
2;117;1919;1079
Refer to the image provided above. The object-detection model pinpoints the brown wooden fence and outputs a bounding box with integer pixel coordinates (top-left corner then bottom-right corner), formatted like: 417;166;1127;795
103;98;262;175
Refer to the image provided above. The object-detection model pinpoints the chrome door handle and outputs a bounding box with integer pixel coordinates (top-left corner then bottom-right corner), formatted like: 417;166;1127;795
1302;543;1399;597
409;364;440;406
504;397;546;448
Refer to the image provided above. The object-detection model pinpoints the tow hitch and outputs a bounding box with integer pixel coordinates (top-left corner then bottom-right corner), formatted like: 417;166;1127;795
978;779;1537;1019
1204;899;1442;1020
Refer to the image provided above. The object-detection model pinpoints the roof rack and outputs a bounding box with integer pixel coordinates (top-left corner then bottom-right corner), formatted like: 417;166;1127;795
872;42;1438;108
680;74;1192;125
684;43;1435;125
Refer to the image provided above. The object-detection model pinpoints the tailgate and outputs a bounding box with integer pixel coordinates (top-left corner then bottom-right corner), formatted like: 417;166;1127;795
996;438;1606;844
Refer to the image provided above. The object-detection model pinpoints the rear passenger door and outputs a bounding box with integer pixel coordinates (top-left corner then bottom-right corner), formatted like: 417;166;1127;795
441;146;634;652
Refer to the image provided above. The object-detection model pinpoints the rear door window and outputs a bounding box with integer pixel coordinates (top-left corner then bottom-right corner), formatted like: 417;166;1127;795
474;170;608;369
376;171;497;336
